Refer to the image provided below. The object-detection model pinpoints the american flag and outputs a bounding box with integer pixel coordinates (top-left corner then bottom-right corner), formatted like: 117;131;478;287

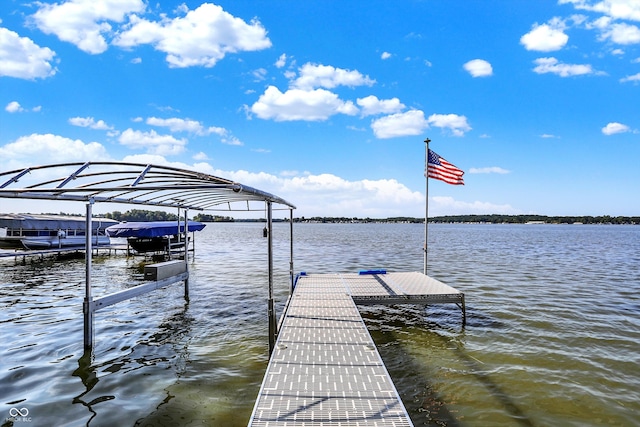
426;149;464;185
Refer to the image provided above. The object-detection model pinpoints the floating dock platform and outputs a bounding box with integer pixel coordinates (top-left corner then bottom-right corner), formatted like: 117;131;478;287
249;271;465;427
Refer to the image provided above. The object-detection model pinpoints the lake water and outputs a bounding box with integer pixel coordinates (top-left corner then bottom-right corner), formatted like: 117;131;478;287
1;223;639;426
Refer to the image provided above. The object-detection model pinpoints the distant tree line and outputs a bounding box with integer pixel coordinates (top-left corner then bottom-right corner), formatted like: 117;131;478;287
292;216;419;223
427;214;639;225
293;216;377;223
61;210;638;225
192;214;235;222
103;209;178;222
291;215;639;225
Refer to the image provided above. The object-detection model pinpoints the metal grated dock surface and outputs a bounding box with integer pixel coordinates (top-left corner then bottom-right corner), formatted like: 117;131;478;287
249;271;465;427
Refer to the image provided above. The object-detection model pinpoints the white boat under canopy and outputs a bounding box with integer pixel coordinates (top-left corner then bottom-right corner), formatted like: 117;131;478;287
0;213;117;249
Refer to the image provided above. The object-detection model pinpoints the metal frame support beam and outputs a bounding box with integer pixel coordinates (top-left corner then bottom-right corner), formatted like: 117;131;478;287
83;200;94;350
92;273;189;311
267;201;276;355
184;208;190;300
289;209;294;294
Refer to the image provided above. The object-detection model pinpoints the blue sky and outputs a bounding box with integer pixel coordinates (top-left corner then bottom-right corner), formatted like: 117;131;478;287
1;0;639;218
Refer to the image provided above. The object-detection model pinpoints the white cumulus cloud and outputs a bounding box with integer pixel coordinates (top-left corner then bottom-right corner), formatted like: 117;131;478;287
5;101;41;113
31;0;145;54
146;117;221;135
255;171;516;217
278;173;425;218
250;86;358;121
0;27;57;79
275;53;287;68
521;22;569;51
69;116;112;130
601;122;630;135
427;114;472;137
291;63;375;90
560;2;640;46
431;196;517;216
356;96;405;117
532;57;597;76
0;133;110;168
559;0;640;22
175;167;426;217
5;101;23;113
249;62;374;122
620;72;640;82
144;117;243;144
118;128;187;155
598;21;640;44
463;59;493;77
193;152;210;161
114;3;271;67
371;110;428;139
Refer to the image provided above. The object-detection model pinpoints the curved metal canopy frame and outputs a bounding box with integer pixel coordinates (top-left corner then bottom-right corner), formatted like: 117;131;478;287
0;161;296;211
0;162;295;352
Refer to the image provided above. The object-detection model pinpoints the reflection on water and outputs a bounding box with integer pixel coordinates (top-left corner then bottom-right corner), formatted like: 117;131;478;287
1;223;639;426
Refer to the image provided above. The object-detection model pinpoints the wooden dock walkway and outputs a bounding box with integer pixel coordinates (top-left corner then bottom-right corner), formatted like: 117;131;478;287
249;271;465;427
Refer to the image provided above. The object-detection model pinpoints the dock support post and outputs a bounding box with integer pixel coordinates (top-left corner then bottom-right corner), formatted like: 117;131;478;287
184;208;189;300
83;199;94;350
461;294;466;326
289;208;294;295
267;201;276;355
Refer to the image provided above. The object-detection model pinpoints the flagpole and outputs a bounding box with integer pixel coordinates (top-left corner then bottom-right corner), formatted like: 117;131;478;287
424;138;430;276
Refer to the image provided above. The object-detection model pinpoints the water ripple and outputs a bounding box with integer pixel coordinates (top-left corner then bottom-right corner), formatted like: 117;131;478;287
1;223;639;426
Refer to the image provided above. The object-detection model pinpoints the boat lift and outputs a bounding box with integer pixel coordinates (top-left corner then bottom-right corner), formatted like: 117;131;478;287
0;162;296;352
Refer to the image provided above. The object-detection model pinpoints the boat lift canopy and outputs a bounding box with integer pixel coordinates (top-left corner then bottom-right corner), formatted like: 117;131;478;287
0;162;296;211
0;162;295;352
